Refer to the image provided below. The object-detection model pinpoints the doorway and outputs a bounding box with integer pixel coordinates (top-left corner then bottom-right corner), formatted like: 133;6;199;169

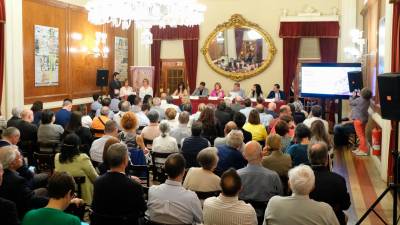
160;59;187;95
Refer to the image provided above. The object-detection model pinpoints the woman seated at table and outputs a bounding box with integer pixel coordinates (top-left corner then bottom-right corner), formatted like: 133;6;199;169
248;84;264;99
120;79;135;99
172;81;188;97
139;78;153;98
210;82;225;98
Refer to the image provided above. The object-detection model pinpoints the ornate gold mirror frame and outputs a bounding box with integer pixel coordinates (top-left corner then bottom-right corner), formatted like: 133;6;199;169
201;14;277;81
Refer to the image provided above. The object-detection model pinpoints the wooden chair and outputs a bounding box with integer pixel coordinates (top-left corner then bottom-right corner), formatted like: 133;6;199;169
33;152;55;174
73;176;86;199
143;138;153;150
18;140;36;166
38;142;59;153
126;164;150;187
195;191;220;200
150;151;173;183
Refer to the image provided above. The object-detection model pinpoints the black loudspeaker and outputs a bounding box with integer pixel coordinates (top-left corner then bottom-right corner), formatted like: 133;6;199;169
348;71;363;93
96;69;109;87
378;73;400;120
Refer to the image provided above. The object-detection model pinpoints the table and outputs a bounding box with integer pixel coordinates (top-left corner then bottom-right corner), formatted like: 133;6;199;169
172;97;285;113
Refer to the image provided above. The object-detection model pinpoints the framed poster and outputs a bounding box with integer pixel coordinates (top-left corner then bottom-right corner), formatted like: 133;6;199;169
130;66;154;93
34;25;59;87
115;36;129;80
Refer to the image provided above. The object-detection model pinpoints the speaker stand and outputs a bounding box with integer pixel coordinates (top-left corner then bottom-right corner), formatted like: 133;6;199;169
356;120;399;225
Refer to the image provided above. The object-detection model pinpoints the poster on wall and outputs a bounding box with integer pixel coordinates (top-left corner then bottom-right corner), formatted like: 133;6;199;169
130;66;154;93
115;36;129;80
34;25;59;87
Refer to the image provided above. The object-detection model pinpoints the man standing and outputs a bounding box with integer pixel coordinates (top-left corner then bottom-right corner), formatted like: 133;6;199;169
55;99;73;128
109;72;121;99
192;81;209;97
267;84;286;101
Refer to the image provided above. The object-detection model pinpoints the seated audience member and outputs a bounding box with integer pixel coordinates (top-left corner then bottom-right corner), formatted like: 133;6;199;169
309;142;351;225
95;98;115;119
180;96;192;114
7;107;23;128
303;105;329;133
170;111;191;145
215;102;232;134
189;103;206;126
16;109;38;164
140;110;161;143
266;83;286;101
0;162;20;225
22;172;83;225
55;99;73;128
203;169;257;225
162;108;179;130
150;97;165;121
233;111;252;143
264;165;339;225
238;141;282;220
214;121;237;147
192;81;209;97
152;121;179;163
64;111;93;154
37;109;64;148
181;122;211;168
275;120;292;152
112;100;131;130
91;93;102;112
333;120;356;148
215;130;247;176
244;109;268;143
91;143;146;225
257;104;273;128
131;95;142;113
210;82;225;98
136;104;150;127
147;154;202;224
231;96;244;112
310;120;333;150
55;134;98;204
118;112;146;151
265;102;278;119
199;107;221;143
90;120;119;165
0;146;48;219
142;94;153;106
293;101;307;124
278;115;296;138
109;96;120;113
31;101;43;127
172;81;189;97
262;134;292;177
91;106;111;138
97;137;120;175
286;124;311;167
78;104;93;128
249;84;264;99
120;79;135;99
230;82;246;98
268;105;292;132
239;98;253;120
139;78;153;98
161;95;181;113
183;147;221;192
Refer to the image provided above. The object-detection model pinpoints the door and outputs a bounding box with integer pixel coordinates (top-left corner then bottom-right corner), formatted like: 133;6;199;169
160;59;187;95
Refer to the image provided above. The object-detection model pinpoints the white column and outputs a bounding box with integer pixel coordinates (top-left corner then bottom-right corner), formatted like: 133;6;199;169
4;0;24;118
339;0;357;62
226;29;237;60
134;28;151;66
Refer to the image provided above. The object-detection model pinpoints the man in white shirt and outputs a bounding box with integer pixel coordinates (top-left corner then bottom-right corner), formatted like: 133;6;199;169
150;97;165;121
160;96;181;113
230;82;246;98
239;98;253;121
147;154;203;224
135;104;150;127
170;112;191;146
303;105;329;133
89;120;118;164
203;168;257;225
112;100;131;130
256;104;274;127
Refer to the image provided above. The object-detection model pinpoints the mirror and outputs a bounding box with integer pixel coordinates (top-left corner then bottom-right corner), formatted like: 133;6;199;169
201;14;276;81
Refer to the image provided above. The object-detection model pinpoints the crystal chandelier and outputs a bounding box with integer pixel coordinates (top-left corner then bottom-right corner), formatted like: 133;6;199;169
86;0;206;45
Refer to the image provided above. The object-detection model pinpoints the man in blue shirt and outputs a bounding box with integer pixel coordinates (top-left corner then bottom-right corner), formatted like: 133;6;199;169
215;130;247;176
55;99;72;128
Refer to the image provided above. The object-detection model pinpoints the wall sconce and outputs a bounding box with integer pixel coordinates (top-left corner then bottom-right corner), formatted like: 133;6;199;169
344;29;365;62
93;32;109;58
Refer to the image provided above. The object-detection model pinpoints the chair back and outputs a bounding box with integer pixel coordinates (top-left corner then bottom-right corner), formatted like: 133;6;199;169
33;152;55;174
143;138;153;150
90;128;104;139
150;151;173;183
126;164;150;187
243;200;269;225
129;148;147;166
73;176;86;199
195;191;220;200
38;142;59;153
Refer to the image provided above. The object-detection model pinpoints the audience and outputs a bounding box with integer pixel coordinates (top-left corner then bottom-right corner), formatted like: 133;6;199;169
264;165;339;225
239;98;253;120
198;107;220;143
161;96;181;113
64;111;93;154
31;101;43;127
118;112;146;151
91;93;102;112
257;104;273;127
78;104;93;128
265;102;278;119
189;103;206;126
152;121;179;163
233;111;252;143
95;98;115;119
37;109;64;148
293;101;307;124
243;109;268;143
131;95;142;113
136;104;150;127
303;105;329;134
0;162;19;225
163;108;179;130
147;153;202;224
140;110;161;145
310;120;332;149
309;142;350;225
262;134;292;177
109;96;120;113
16;109;38;164
112;100;131;129
150;97;165;121
203;168;257;225
286;123;311;167
183;147;221;192
54;133;98;204
55;99;73;128
274;120;292;152
91;106;111;138
90;120;119;165
231;96;244;112
215;130;247;176
22;172;83;225
214;121;237;147
7;107;23;128
91;143;146;225
215;102;232;134
170;111;191;145
97;137;120;175
181;122;211;168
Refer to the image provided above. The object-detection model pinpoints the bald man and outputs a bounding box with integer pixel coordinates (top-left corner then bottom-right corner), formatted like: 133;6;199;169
237;141;283;221
214;121;237;147
15;109;38;166
256;104;274;127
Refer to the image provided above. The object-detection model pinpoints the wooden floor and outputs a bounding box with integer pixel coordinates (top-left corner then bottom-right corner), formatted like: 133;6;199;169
334;148;398;225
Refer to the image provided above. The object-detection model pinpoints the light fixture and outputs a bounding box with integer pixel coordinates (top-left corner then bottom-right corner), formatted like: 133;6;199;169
344;29;365;62
71;32;83;41
93;32;109;58
85;0;206;45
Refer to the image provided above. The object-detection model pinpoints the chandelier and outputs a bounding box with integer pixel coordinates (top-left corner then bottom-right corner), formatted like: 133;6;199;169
86;0;206;45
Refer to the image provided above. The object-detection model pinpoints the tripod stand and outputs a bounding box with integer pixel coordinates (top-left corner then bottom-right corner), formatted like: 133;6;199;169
356;121;399;225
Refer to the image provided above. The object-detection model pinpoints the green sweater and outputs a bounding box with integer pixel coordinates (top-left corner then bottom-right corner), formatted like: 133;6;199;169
22;208;80;225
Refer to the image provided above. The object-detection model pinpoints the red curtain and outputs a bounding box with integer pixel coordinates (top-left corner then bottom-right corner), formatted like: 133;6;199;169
279;22;340;38
282;38;301;99
0;0;5;110
151;25;199;40
183;40;198;93
235;28;245;57
393;2;400;72
151;40;161;96
319;38;338;63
